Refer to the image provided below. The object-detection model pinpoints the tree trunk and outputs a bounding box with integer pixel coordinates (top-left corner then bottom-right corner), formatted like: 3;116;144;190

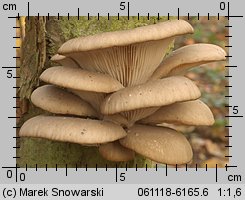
17;16;169;168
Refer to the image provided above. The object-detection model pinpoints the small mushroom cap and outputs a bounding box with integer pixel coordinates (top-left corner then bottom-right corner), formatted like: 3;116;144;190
101;76;201;115
150;44;227;80
141;99;215;126
50;54;66;61
58;20;193;53
119;124;193;164
50;54;79;68
40;66;124;93
31;85;98;117
99;141;135;162
19;115;127;145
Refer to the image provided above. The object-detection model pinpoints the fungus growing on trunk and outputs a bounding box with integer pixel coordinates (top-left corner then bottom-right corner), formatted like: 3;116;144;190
20;19;226;165
58;19;194;87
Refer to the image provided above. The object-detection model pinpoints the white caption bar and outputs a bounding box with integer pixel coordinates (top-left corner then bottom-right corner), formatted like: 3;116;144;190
1;184;244;200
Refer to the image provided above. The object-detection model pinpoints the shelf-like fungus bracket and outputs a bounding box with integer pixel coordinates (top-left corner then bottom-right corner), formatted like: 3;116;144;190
58;20;194;87
150;43;227;80
31;85;98;117
120;124;193;165
140;99;215;126
20;115;127;145
101;76;201;115
40;66;124;93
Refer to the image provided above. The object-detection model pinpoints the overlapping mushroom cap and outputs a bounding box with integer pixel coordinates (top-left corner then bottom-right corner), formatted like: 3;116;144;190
20;19;226;165
58;19;194;86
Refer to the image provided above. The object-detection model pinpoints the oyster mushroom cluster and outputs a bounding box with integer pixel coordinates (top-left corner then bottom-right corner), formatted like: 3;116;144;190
20;20;226;165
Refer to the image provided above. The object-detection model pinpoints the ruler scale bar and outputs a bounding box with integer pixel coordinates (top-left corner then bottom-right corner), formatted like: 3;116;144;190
0;3;244;200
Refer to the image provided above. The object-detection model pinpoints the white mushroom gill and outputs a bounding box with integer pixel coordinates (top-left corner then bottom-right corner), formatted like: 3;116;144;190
65;38;173;87
121;107;160;128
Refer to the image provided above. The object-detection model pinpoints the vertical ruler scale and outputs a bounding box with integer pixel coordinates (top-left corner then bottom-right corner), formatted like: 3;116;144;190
1;0;18;171
0;0;244;199
227;2;245;178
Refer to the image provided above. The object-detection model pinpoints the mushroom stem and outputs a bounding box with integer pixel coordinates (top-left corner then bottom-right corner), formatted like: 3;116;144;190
121;107;160;128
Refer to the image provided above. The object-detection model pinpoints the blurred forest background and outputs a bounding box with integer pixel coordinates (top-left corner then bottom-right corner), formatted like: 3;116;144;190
16;16;228;168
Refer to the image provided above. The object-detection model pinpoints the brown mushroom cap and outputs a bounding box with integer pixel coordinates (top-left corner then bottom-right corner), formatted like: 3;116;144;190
150;44;227;80
140;99;215;126
101;76;201;115
31;85;98;117
58;20;193;86
59;20;193;53
119;124;193;164
50;54;80;68
40;66;124;93
19;115;127;145
99;141;135;162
